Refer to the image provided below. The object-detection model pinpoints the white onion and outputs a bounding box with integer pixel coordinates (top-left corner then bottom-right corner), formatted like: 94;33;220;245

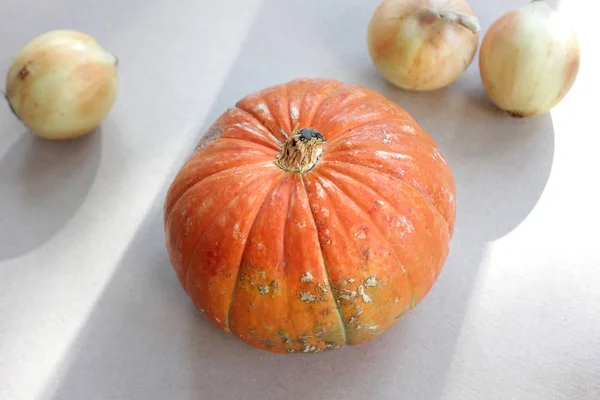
5;30;118;140
479;1;580;117
367;0;480;91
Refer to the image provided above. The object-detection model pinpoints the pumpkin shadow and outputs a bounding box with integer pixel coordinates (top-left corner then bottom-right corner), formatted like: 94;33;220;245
41;200;258;400
40;0;554;399
0;130;102;261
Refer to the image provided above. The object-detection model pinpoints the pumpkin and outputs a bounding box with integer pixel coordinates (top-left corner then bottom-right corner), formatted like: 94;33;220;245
164;78;456;354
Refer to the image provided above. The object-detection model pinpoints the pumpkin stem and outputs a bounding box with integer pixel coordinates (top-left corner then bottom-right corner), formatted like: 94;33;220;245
275;127;326;173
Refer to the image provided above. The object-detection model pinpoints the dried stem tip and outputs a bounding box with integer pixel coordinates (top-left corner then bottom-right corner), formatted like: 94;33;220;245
275;127;326;173
437;10;481;33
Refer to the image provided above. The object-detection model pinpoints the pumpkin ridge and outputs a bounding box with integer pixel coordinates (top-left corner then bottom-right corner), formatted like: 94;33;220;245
217;133;280;153
326;126;439;154
326;118;422;144
314;95;391;136
259;83;294;138
180;169;281;296
231;106;285;144
284;82;294;135
236;101;288;142
310;85;372;131
294;79;343;129
164;150;275;220
217;108;282;150
207;137;277;154
225;175;286;332
300;176;349;345
328;148;416;162
306;83;348;129
165;162;274;227
322;160;451;235
315;168;415;313
281;180;296;341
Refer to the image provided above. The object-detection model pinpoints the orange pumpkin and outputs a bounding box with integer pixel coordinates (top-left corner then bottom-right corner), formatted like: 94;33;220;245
164;78;456;354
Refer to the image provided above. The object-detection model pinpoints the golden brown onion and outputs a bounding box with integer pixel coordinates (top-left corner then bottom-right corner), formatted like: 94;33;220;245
367;0;480;91
5;30;118;140
479;1;580;117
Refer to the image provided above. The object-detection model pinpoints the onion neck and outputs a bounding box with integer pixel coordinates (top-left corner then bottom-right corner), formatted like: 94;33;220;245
275;127;326;173
436;10;481;34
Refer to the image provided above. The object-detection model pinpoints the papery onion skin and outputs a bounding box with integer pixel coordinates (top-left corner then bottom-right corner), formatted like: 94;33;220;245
479;1;580;117
5;30;118;140
367;0;480;91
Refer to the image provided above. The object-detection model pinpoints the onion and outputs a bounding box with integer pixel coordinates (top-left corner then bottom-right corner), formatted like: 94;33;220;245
367;0;480;91
5;30;118;140
479;1;580;117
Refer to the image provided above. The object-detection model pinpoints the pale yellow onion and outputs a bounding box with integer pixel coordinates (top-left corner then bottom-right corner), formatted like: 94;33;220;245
479;1;580;117
367;0;480;91
5;30;118;140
